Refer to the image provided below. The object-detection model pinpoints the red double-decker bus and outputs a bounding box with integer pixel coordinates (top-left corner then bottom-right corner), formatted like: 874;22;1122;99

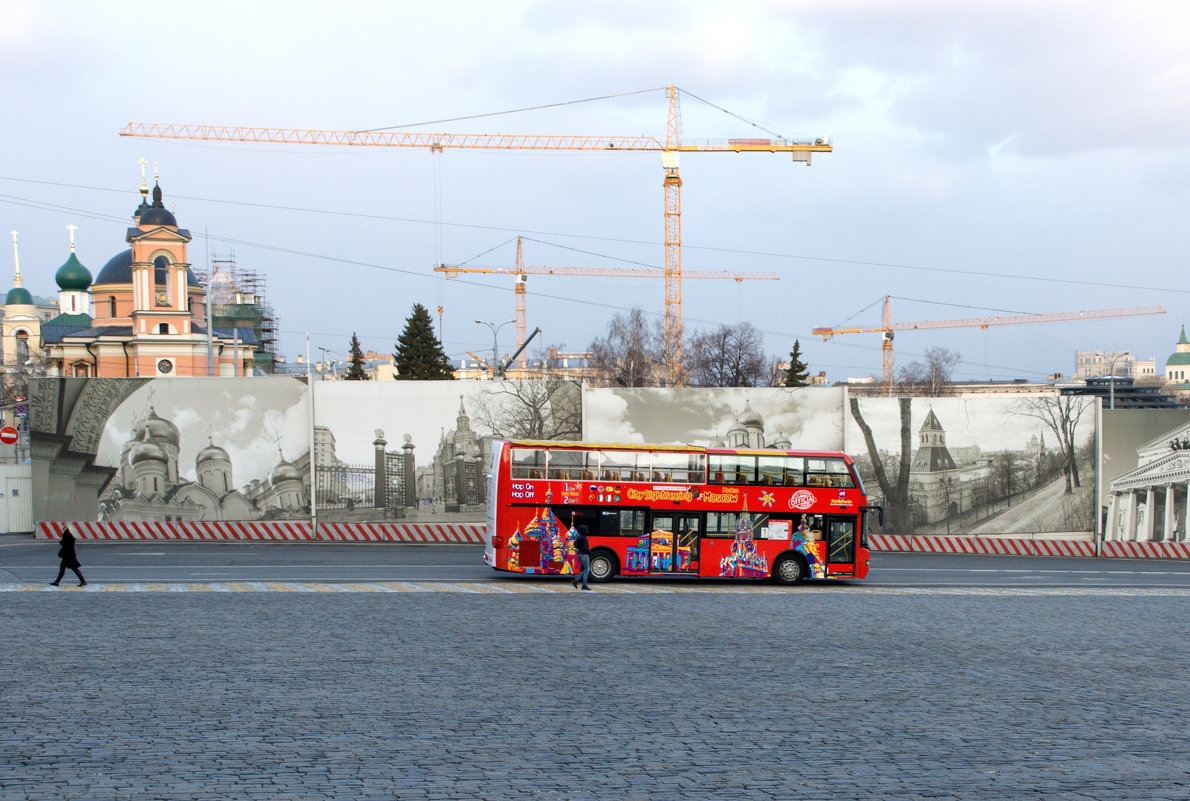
483;440;875;584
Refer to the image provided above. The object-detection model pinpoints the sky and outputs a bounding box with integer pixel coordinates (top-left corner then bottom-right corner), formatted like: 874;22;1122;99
582;387;843;448
2;0;1188;383
96;378;310;484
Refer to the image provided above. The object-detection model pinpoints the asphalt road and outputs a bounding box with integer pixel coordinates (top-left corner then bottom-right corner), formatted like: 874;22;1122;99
5;535;1190;591
4;536;1190;800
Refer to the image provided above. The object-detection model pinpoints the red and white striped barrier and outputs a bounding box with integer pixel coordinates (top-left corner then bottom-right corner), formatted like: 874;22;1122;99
316;522;484;543
1101;540;1190;559
39;521;317;541
37;520;484;544
869;534;1096;558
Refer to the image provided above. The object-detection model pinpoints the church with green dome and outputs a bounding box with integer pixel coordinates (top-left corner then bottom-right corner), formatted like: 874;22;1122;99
1164;325;1190;395
3;168;262;378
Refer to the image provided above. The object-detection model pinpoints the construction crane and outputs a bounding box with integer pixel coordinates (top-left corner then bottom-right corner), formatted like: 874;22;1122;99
119;85;832;386
435;236;779;369
812;295;1167;396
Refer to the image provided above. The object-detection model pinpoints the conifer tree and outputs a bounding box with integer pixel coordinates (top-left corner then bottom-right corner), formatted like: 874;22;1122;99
782;339;810;387
345;332;370;380
393;303;456;380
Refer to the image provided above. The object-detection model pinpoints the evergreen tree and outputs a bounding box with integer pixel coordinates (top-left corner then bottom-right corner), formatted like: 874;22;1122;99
393;303;455;380
782;339;810;387
345;332;370;380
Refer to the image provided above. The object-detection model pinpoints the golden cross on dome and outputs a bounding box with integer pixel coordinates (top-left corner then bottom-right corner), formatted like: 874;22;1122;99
66;224;77;252
138;158;149;193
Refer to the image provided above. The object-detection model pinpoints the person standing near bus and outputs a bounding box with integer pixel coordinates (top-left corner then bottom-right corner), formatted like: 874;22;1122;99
571;525;592;590
49;528;86;587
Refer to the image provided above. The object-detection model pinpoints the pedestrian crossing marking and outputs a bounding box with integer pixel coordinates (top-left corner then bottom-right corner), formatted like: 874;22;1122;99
5;581;1190;597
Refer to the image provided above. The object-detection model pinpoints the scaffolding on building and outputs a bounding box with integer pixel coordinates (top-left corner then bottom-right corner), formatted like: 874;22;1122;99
193;252;279;373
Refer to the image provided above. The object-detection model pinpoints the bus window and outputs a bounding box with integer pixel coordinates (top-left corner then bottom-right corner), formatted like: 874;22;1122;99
827;518;856;563
618;509;646;538
648;451;706;484
758;455;803;486
600;451;645;482
806;457;856;488
511;448;547;479
548;449;585;480
549;506;629;537
709;454;756;485
706;512;740;538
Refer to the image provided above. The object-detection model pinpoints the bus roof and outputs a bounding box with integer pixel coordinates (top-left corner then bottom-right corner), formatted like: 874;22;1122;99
503;440;849;459
506;439;700;453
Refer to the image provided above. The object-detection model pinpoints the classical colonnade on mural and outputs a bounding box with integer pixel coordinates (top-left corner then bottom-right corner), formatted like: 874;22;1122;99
1104;448;1190;543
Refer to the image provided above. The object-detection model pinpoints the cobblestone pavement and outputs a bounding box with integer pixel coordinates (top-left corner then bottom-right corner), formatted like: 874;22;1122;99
3;583;1189;800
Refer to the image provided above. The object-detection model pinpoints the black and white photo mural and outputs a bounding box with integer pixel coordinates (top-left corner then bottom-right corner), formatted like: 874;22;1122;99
581;387;845;449
846;394;1096;536
31;377;311;523
312;380;581;522
1100;409;1190;542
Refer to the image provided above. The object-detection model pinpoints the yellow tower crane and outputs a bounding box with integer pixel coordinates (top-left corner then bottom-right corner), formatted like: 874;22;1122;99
435;236;779;369
120;85;832;386
812;295;1166;396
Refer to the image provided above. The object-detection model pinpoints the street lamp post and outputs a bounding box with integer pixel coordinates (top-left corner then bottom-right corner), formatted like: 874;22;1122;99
1107;351;1131;410
475;319;516;379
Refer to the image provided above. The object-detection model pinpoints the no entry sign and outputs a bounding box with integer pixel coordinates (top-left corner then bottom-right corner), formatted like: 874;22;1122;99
0;426;18;445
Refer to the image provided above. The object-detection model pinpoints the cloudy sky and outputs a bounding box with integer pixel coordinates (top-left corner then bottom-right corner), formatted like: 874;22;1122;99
96;378;310;485
3;1;1187;383
583;387;843;448
845;394;1096;457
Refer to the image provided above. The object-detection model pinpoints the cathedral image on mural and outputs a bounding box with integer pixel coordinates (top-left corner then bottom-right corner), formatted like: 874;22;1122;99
98;400;309;523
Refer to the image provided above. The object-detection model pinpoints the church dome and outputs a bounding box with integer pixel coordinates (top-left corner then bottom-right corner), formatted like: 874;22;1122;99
130;440;168;465
55;252;92;291
5;286;32;305
138;182;178;228
139;205;178;228
738;401;764;428
135;409;180;446
1167;326;1190;366
270;460;301;485
197;442;229;465
94;249;201;287
95;250;133;285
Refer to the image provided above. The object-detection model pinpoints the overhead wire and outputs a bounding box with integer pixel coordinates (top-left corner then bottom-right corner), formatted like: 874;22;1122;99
0;175;1181;295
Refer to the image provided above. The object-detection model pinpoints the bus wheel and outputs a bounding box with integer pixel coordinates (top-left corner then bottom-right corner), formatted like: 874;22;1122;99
588;550;617;583
772;555;805;586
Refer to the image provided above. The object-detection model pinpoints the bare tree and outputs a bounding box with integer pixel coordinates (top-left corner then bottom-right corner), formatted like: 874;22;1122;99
897;347;961;396
849;396;914;533
471;380;582;441
588;309;664;387
1013;395;1093;494
684;322;771;387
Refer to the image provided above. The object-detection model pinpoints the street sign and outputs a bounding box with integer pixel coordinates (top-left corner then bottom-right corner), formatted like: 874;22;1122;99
0;426;18;445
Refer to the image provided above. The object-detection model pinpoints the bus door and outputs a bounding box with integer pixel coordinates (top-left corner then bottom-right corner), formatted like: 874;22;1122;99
825;516;857;572
647;513;702;573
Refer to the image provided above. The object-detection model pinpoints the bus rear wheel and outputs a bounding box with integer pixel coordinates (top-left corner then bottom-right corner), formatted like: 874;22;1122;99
772;555;805;586
588;550;617;583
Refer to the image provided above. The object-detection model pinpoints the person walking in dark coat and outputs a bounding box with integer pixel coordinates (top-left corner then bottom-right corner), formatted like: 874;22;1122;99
49;528;86;587
570;524;592;591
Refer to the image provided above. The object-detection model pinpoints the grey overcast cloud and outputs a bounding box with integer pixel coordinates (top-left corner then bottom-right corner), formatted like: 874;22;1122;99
2;0;1187;381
